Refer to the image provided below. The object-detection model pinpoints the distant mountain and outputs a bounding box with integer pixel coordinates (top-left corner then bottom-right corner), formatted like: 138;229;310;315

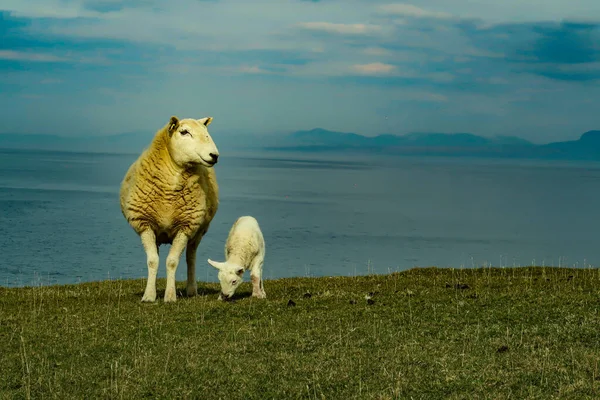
2;127;600;161
265;128;600;161
270;128;374;147
536;130;600;159
270;128;535;149
265;128;536;153
401;132;535;147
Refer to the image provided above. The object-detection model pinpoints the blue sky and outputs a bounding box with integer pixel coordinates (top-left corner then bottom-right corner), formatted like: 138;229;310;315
1;0;599;143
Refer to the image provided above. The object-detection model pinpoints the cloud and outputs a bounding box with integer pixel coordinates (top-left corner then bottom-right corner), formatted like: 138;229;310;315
82;0;128;13
296;22;382;35
416;92;448;102
19;93;43;99
236;65;289;74
0;49;66;62
460;20;600;81
532;62;600;82
2;1;287;51
2;0;600;142
239;65;267;74
389;91;448;103
39;78;63;84
1;0;101;19
352;62;396;75
529;22;599;64
363;47;392;56
378;3;452;19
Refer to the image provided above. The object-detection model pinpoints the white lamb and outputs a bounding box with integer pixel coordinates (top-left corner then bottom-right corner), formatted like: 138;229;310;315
207;216;267;301
120;115;220;303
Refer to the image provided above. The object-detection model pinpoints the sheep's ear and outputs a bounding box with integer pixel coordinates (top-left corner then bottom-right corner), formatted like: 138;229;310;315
236;268;244;276
168;116;179;135
198;117;213;127
207;259;225;270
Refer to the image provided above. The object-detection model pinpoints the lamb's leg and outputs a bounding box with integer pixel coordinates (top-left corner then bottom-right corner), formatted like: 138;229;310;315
164;232;189;303
250;255;266;299
185;236;201;297
140;229;159;303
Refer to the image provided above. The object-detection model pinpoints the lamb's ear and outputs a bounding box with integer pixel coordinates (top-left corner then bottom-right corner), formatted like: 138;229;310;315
207;259;225;270
168;116;179;135
198;117;213;127
236;268;244;276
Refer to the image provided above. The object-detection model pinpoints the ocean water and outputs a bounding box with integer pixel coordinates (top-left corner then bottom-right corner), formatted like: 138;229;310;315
1;148;600;288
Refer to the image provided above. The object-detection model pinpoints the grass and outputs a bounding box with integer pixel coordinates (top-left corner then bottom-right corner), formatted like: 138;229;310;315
1;266;600;399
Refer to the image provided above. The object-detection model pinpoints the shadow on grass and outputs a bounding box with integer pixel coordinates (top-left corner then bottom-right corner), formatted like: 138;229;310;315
133;284;253;301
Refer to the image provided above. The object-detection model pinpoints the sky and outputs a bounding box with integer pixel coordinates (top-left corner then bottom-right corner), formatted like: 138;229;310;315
1;0;600;143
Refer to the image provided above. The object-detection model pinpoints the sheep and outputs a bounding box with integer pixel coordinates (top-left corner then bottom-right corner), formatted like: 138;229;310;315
119;115;219;303
207;216;267;301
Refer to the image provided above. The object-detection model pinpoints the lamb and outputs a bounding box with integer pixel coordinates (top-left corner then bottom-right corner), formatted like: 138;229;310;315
119;115;220;303
207;216;267;301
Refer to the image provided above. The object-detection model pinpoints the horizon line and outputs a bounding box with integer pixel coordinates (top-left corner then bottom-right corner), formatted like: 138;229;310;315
1;127;599;146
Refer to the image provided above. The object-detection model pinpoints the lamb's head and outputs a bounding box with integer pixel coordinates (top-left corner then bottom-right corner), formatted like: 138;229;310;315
166;115;219;168
207;258;244;301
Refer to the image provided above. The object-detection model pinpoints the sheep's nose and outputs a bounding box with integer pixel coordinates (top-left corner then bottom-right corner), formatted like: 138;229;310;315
209;153;219;163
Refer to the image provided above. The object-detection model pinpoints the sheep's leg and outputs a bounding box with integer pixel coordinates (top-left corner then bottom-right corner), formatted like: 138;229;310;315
250;255;266;299
141;229;159;303
185;236;201;297
164;232;189;303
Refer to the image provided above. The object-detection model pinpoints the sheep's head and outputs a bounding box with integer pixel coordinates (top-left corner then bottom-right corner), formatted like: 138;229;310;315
166;116;219;168
207;259;244;301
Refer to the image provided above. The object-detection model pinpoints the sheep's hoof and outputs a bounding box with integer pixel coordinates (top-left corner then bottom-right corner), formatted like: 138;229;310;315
186;285;198;297
252;291;267;299
141;292;157;303
163;290;177;303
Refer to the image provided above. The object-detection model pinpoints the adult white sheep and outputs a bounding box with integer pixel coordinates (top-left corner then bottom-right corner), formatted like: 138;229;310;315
120;115;219;303
207;216;267;301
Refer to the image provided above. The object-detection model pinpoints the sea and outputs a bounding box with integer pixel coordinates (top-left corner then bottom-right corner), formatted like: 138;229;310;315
1;147;600;288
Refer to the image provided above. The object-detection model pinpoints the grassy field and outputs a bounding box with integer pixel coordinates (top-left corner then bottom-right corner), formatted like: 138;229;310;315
1;266;600;399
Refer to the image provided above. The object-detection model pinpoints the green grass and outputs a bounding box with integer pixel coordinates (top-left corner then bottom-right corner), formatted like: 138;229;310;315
2;266;600;399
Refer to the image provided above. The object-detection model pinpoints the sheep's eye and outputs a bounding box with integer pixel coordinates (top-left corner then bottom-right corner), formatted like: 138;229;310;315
180;129;190;136
231;280;237;285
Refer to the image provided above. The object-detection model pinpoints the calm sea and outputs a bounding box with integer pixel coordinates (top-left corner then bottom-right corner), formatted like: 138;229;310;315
1;148;599;288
